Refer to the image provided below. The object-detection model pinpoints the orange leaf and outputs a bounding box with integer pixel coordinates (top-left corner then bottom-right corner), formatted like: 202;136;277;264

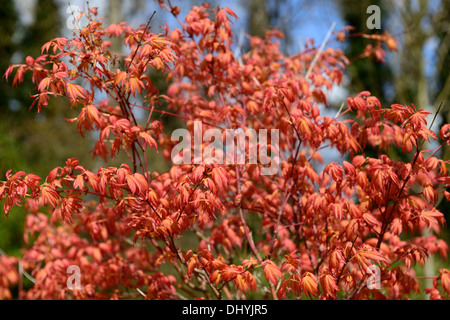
234;274;249;294
126;173;149;196
139;131;158;151
85;104;100;127
211;167;228;192
115;118;131;131
278;279;288;299
420;209;444;227
114;70;127;87
192;165;205;183
84;170;100;191
61;193;83;223
440;269;450;293
128;77;144;96
42;186;60;208
38;77;52;92
362;213;381;227
358;247;389;265
92;247;102;263
73;175;85;190
224;7;238;19
66;82;87;102
46;167;60;183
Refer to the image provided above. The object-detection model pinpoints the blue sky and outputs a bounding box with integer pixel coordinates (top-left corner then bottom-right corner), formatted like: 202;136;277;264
13;0;350;167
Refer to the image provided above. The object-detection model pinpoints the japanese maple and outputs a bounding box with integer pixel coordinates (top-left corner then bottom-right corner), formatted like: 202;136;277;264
1;2;449;300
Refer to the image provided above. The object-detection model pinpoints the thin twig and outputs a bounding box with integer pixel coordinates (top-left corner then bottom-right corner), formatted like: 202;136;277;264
126;11;156;72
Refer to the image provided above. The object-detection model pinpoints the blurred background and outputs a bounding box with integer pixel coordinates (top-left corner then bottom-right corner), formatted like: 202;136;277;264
0;0;449;298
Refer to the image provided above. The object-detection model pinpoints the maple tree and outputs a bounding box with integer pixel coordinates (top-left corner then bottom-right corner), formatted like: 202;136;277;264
1;2;450;300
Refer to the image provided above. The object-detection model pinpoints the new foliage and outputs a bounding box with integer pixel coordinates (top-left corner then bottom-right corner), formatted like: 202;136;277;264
1;2;450;300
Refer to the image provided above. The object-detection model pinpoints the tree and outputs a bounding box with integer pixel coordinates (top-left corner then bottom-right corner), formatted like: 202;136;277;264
246;0;298;53
0;2;449;300
248;0;270;39
339;0;450;293
0;0;95;261
1;0;94;179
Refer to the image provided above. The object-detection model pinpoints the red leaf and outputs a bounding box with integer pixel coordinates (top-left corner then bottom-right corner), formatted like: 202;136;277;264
42;186;60;208
85;104;100;127
357;246;389;265
128;77;144;96
12;65;26;87
211;167;228;192
224;7;238;19
38;77;52;92
61;193;83;223
115;118;131;131
362;213;381;227
234;274;249;294
73;175;85;190
420;209;445;227
140;131;158;151
126;173;149;196
192;165;205;183
440;269;450;293
263;260;282;286
3;65;16;81
114;70;127;87
84;170;100;191
46;167;60;183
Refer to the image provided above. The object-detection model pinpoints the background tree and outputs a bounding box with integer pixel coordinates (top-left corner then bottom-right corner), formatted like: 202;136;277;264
433;0;450;267
0;0;449;301
0;0;27;257
338;0;450;296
